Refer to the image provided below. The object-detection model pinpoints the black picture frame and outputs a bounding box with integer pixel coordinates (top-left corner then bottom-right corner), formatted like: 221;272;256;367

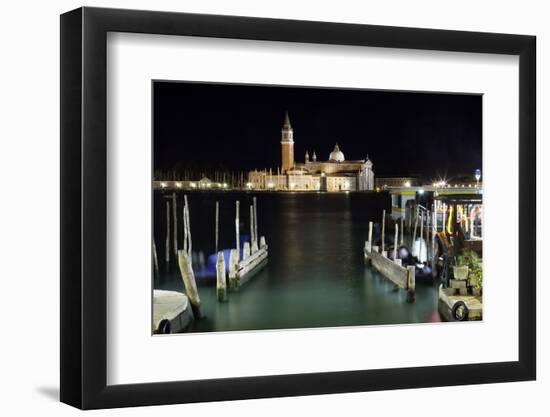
60;6;536;410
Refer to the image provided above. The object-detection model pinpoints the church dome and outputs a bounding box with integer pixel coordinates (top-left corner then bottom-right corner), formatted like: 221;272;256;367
329;143;345;162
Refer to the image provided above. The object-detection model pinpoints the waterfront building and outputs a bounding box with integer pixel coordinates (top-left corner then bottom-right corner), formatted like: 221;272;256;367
375;176;419;190
249;112;375;192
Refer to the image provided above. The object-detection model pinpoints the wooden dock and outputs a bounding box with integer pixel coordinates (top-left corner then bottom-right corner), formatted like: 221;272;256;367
153;289;194;334
364;240;415;301
229;238;268;290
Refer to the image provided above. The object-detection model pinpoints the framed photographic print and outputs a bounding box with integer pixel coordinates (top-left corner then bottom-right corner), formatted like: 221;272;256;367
60;7;536;409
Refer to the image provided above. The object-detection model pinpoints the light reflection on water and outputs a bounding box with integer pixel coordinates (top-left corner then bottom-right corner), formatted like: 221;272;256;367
154;191;441;332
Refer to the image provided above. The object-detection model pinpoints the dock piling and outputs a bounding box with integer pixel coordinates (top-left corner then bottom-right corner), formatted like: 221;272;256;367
425;210;430;259
407;265;416;302
177;250;202;318
432;209;437;274
235;200;240;261
368;221;373;247
172;192;178;256
229;249;239;291
400;216;404;246
381;209;386;253
419;209;425;262
393;224;399;261
216;251;227;301
412;206;419;246
184;195;192;255
250;204;257;253
215;201;219;253
165;201;170;269
243;241;250;261
253;197;258;250
152;238;159;279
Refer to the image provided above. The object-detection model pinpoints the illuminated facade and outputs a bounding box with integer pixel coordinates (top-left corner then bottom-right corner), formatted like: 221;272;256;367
249;112;375;192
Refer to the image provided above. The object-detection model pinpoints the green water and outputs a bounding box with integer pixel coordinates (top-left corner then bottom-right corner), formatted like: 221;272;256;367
155;191;441;332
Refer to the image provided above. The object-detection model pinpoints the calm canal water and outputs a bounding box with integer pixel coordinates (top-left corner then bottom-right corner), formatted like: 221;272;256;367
154;191;441;332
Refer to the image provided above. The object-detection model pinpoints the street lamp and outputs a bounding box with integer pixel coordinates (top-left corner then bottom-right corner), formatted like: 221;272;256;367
475;169;481;186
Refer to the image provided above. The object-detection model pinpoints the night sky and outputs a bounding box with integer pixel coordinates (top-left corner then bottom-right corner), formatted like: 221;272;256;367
153;81;481;181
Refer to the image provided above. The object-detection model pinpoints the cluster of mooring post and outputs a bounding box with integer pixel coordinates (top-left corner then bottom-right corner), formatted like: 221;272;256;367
216;196;268;302
155;193;202;319
364;213;416;302
411;204;440;271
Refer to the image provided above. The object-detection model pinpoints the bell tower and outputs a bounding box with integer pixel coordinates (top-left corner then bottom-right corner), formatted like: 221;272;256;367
281;111;294;173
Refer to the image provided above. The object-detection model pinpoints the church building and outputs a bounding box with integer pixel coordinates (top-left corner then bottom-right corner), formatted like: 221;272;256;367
248;112;375;192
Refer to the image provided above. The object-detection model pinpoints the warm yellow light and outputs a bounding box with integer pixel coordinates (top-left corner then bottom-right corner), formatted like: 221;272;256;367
160;182;167;188
175;182;182;188
404;181;411;187
190;182;196;188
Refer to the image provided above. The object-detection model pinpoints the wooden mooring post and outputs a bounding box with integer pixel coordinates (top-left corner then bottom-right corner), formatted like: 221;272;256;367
393;224;399;262
381;209;386;254
165;201;170;269
419;209;424;261
431;209;437;273
215;201;219;253
250;204;257;253
242;241;250;261
406;265;415;302
426;210;430;258
367;221;373;252
412;206;419;247
400;216;404;246
216;251;227;302
152;238;159;279
177;250;202;318
235;200;240;261
184;195;192;255
172;192;178;257
229;249;239;291
253;197;258;252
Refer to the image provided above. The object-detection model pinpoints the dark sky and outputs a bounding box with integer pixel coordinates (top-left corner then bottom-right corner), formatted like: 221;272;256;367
153;81;481;181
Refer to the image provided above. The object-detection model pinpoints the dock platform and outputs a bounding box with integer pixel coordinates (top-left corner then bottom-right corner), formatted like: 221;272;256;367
153;289;194;334
364;241;415;301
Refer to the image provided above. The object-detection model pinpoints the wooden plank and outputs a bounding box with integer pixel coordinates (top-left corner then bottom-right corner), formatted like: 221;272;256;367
366;247;409;289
